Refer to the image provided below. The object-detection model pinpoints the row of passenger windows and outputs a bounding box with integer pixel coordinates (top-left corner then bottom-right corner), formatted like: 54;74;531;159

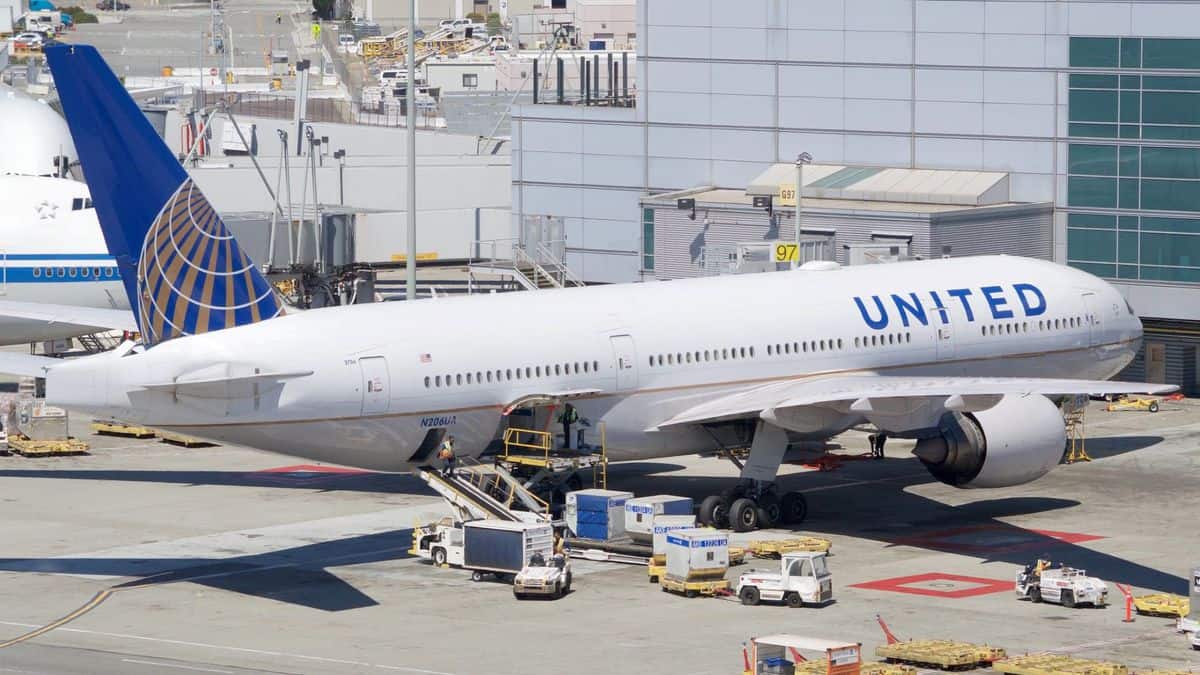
648;332;916;369
31;266;117;279
424;360;602;388
981;315;1092;337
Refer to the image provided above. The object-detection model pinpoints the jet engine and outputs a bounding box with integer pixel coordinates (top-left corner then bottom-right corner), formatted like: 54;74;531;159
913;394;1066;488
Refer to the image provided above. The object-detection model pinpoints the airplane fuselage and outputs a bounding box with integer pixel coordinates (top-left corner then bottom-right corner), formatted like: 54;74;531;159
47;255;1142;471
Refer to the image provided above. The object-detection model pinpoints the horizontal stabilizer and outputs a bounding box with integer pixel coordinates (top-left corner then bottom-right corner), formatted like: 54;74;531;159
140;365;313;399
0;352;59;378
0;299;137;333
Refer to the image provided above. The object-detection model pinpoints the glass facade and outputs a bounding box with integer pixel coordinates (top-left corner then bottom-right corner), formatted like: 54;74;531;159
1068;37;1200;283
642;208;655;271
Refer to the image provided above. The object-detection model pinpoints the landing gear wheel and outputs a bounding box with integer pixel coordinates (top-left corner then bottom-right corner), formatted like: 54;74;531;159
785;592;803;608
781;492;808;525
730;498;760;532
739;586;761;606
755;492;781;529
699;495;730;528
432;548;447;566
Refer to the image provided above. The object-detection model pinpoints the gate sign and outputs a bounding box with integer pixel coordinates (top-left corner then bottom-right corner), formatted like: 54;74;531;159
774;243;799;262
778;183;797;207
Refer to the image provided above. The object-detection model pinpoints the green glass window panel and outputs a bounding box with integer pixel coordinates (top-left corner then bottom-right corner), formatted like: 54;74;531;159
1068;213;1116;229
1142;179;1200;212
1118;231;1139;263
1067;228;1116;261
1068;145;1117;176
1144;75;1200;91
1141;217;1200;234
1119;215;1139;230
1070;37;1119;67
1143;125;1200;141
642;211;654;270
1142;38;1200;70
1143;91;1200;125
1119;147;1139;177
1069;90;1118;122
1120;38;1141;68
1119;125;1140;139
1119;179;1139;209
1119;92;1140;123
1068;177;1118;208
1068;261;1117;278
642;208;653;223
1141;147;1200;179
1117;264;1139;279
1069;123;1118;138
1121;75;1142;90
1140;265;1200;282
1070;74;1117;89
1142;232;1200;265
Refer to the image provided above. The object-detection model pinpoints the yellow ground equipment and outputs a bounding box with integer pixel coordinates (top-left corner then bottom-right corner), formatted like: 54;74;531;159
791;663;916;675
1132;593;1190;618
90;421;156;438
992;654;1128;675
158;430;213;448
875;641;1005;670
1105;397;1160;413
729;546;747;565
659;575;729;597
7;436;89;457
746;537;832;558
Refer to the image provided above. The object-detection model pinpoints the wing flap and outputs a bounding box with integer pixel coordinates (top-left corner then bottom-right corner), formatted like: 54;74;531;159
0;300;137;333
657;375;1177;430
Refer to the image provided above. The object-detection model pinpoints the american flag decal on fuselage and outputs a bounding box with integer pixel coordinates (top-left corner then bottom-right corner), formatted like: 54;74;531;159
138;178;283;346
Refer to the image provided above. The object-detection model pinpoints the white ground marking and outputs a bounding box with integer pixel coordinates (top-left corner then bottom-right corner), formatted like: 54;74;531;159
121;658;233;673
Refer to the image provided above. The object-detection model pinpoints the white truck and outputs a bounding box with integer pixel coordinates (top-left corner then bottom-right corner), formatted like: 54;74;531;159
1016;564;1108;608
411;518;465;567
735;551;833;608
513;552;572;600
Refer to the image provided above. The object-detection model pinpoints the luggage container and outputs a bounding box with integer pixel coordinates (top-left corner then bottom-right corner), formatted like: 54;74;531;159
462;519;554;582
648;514;695;582
665;528;728;582
565;489;631;541
624;495;693;542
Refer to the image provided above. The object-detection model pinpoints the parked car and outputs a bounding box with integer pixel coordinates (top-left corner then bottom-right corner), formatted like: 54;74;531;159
14;32;45;47
95;0;131;10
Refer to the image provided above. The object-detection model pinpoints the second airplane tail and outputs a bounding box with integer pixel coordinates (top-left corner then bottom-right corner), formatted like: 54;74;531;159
45;44;283;347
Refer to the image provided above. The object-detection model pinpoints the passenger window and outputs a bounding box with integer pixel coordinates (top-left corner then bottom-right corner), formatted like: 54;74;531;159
57;267;66;277
592;360;599;371
68;268;77;278
424;376;431;388
435;375;442;387
32;268;41;278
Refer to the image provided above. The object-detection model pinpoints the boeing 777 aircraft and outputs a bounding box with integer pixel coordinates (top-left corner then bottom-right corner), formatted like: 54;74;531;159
0;45;1173;533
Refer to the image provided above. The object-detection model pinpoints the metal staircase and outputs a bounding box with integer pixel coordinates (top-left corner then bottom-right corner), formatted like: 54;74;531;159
417;459;551;524
469;239;585;291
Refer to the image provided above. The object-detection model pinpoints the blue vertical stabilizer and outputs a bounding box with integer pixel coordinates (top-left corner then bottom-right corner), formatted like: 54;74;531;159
45;44;282;346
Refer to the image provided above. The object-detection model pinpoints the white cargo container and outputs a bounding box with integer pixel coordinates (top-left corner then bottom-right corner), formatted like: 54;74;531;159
665;528;729;581
624;495;693;542
651;515;696;563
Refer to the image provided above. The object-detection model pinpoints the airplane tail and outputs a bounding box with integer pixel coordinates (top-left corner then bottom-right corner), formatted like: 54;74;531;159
44;44;283;347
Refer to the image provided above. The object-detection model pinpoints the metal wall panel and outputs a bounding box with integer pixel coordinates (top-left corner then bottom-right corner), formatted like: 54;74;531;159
1118;320;1200;395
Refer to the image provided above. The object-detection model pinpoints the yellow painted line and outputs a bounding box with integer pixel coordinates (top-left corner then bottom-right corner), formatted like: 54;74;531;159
0;588;114;649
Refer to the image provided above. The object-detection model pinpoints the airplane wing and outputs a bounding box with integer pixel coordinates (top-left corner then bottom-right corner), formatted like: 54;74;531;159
0;299;137;333
655;375;1178;430
0;351;60;378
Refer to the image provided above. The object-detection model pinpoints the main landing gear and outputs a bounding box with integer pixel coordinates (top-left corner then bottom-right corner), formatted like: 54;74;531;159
695;420;807;532
697;481;807;531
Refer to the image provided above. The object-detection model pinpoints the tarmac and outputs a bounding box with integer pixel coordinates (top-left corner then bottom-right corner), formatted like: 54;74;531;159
0;400;1197;674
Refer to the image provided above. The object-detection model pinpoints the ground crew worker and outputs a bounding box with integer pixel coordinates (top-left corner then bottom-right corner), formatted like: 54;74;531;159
869;432;888;459
437;435;456;476
558;404;579;450
553;532;565;555
275;12;282;24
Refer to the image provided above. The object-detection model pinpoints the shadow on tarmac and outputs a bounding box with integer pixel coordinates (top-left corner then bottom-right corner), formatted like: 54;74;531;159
0;434;1184;608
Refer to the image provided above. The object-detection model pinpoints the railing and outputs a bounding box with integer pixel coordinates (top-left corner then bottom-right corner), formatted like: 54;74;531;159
502;428;553;460
535;241;584;288
199;91;444;129
512;246;560;289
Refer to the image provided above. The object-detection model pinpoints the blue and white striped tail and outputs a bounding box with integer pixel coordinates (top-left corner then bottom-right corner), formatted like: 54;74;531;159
139;179;283;345
45;44;282;347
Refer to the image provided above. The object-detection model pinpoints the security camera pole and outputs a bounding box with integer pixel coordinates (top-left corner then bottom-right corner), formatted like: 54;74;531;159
793;151;812;269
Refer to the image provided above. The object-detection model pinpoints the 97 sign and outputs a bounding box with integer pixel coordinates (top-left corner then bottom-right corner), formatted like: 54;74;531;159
774;243;799;262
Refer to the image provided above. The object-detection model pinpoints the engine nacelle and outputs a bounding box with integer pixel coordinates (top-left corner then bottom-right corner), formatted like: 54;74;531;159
913;394;1066;489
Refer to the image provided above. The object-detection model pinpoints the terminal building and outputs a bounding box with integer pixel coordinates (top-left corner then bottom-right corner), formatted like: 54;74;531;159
511;0;1200;394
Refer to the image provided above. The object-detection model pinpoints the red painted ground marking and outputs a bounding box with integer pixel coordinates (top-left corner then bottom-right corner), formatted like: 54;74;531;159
892;525;1104;553
850;572;1012;598
254;464;370;475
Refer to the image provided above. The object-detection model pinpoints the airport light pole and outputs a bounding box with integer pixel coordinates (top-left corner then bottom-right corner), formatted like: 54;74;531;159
793;151;812;269
405;0;417;301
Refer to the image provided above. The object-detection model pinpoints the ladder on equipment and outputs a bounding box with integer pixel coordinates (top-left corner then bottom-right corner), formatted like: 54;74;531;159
417;460;552;524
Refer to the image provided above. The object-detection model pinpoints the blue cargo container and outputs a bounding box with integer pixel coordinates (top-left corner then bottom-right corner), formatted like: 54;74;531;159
566;489;632;540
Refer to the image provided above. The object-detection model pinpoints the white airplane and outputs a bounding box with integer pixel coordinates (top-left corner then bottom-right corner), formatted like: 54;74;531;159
0;84;134;345
1;45;1173;532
